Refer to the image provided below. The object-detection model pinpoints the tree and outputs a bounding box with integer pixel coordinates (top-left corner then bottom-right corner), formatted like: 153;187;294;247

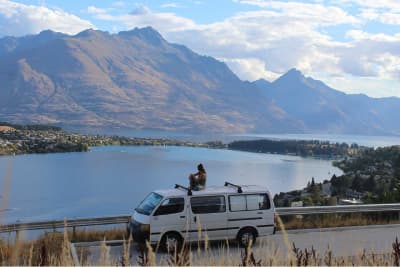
351;175;363;191
311;183;322;205
364;176;376;192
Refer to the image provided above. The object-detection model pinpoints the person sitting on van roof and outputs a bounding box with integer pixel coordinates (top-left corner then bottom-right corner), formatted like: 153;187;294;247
189;163;206;190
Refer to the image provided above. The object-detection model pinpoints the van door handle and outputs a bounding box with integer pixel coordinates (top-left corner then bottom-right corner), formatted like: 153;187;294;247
180;216;185;219
194;216;197;223
257;212;263;214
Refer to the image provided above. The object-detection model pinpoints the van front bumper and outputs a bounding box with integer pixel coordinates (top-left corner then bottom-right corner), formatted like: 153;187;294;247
129;220;150;243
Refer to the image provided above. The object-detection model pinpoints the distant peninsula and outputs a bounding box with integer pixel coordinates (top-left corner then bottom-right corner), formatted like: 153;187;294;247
0;123;225;155
228;139;369;158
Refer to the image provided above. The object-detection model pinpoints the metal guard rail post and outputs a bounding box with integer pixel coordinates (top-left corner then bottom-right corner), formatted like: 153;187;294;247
1;203;400;233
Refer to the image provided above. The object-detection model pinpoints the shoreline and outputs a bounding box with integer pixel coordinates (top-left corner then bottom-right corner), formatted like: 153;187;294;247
0;124;370;159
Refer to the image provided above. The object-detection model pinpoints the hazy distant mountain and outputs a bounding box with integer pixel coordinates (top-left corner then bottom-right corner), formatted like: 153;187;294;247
254;68;400;135
0;27;300;133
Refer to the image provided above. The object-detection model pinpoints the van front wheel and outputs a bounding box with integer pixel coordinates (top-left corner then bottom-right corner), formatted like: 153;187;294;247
237;228;256;247
161;232;183;252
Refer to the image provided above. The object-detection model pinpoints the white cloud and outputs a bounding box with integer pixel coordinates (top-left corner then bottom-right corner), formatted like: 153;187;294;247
160;3;183;9
222;58;280;81
359;8;400;25
88;5;196;33
129;5;151;15
337;0;400;11
324;75;400;98
164;7;352;78
379;12;400;25
0;0;94;36
339;30;400;80
236;0;359;25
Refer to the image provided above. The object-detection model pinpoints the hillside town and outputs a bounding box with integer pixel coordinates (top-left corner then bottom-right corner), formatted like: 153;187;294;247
274;146;400;207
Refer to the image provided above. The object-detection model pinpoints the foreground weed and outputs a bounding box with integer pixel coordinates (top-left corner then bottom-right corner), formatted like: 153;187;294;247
240;241;261;266
394;237;400;266
292;242;319;266
99;238;111;265
119;236;132;266
168;243;191;266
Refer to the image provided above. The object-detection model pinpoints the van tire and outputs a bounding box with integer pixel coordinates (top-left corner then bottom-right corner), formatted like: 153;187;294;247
237;228;257;247
160;232;183;252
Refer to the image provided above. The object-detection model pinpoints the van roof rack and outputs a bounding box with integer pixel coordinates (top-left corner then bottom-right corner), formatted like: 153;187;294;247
175;184;192;196
224;181;243;193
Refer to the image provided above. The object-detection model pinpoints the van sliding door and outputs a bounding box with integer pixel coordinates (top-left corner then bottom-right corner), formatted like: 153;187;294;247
189;195;227;241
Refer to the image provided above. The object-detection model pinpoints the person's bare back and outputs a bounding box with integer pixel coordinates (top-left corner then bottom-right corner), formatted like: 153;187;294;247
189;163;207;190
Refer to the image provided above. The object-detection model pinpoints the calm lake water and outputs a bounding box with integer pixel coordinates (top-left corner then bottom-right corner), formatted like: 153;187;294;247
0;146;341;224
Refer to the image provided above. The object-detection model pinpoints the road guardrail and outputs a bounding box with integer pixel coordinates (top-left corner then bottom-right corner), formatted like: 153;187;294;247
0;215;131;233
276;203;400;216
1;203;400;233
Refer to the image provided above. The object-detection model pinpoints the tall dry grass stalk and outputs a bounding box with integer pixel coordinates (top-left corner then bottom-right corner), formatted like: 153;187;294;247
99;237;111;265
121;235;132;266
60;220;73;265
275;212;295;264
146;240;156;266
27;243;33;266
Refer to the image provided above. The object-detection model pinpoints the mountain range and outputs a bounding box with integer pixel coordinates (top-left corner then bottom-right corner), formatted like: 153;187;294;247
0;27;399;135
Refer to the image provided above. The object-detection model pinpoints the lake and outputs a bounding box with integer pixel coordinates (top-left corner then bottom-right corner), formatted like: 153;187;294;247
0;145;341;224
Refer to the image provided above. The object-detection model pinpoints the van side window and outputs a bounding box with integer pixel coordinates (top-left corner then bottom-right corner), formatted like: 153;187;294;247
229;194;270;211
154;198;184;216
191;196;226;214
229;195;246;211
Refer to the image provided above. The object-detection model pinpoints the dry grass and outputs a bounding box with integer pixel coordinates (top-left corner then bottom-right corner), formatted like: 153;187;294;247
279;212;400;231
0;227;127;265
0;225;400;266
143;237;400;266
0;232;68;265
70;228;127;242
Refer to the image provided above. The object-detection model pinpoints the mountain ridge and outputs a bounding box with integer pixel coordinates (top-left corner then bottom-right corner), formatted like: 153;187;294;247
253;70;400;135
0;27;301;133
0;28;399;135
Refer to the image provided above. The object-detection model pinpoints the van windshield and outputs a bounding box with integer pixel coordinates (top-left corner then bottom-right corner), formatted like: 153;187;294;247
135;192;163;215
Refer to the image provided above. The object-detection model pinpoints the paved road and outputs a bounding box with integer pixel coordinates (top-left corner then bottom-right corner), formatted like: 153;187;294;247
71;224;400;265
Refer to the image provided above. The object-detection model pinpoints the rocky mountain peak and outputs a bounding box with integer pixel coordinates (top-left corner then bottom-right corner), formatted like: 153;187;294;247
119;26;165;45
276;68;305;83
75;28;108;39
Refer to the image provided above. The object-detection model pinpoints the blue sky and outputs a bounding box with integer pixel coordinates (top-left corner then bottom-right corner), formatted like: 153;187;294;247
0;0;399;98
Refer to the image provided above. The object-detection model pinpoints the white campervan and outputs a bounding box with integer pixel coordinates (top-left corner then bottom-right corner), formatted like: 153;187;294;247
129;182;276;248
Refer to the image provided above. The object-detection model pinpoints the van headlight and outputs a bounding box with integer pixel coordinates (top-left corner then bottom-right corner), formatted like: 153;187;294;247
140;224;150;232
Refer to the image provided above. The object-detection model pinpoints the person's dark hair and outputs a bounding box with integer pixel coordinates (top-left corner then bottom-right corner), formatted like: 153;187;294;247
197;163;206;173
